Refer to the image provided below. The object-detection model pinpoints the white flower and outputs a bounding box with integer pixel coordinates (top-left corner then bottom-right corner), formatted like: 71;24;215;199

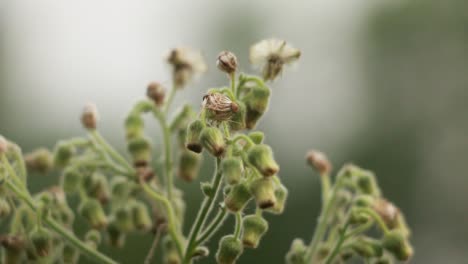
166;47;207;88
249;39;301;81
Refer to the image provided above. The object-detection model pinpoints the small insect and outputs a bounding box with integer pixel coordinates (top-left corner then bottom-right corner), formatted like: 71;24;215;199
202;93;239;121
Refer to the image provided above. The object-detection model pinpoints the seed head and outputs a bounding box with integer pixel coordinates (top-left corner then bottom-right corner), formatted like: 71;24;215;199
306;150;332;175
81;102;99;130
146;82;166;106
217;51;238;74
203;93;239;122
167;47;206;88
373;199;399;228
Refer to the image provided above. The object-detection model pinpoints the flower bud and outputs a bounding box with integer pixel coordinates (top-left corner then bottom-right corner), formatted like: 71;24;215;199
200;127;225;157
382;230;413;261
285;238;307;264
203;93;239;122
349;208;370;225
81;102;99;130
186;120;205;153
24;148;53;173
127;136;152;167
244;85;270;114
85;229;102;248
350;237;383;258
241;215;268;248
60;168;81;194
249;178;276;209
222;157;243;185
0;136;8;155
106;221;126;248
130;200;152;231
217;51;238;74
113;205;134;233
228;101;246;131
372;199;399;229
82;172;110;204
1;235;25;264
201;182;214;197
110;176;132;201
162;235;181;264
147;82;166;106
53;141;74;168
248;131;264;144
124;113;144;140
354;194;375;208
62;243;80;264
306;150;332;175
216;235;243;264
193;246;210;258
29;228;52;257
224;182;252;212
177;149;202;182
265;182;288;214
0;198;11;218
247;144;279;177
79;198;108;229
245;108;263;130
352;167;381;197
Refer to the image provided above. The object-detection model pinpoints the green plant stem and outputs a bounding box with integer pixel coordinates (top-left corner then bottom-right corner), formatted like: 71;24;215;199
196;207;228;245
164;86;177;114
230;72;236;97
1;159;117;264
2;155;26;190
324;222;350;264
353;207;389;234
234;212;242;239
89;130;134;174
231;134;254;148
183;158;223;263
9;145;27;183
140;181;183;257
152;108;174;201
305;175;346;262
320;173;331;204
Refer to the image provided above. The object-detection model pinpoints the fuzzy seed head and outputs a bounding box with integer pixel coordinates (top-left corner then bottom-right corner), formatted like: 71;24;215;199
81;102;99;130
306;150;332;175
167;47;206;88
203;93;239;121
147;82;166;106
217;51;238;74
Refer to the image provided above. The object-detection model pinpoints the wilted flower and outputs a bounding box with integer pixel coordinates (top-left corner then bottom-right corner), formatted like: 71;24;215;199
217;51;238;74
203;93;239;122
167;47;207;88
250;38;301;81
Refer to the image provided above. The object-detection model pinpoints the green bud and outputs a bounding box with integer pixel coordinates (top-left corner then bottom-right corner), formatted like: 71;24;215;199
0;198;11;217
244;85;270;114
200;127;225;157
130;200;152;231
186;120;205;153
241;215;268;248
177;149;202;182
250;178;276;209
85;229;102;246
351;237;383;258
53;141;74;168
248;131;264;144
162;235;181;264
170;104;192;131
224;182;252;212
62;243;79;264
201;182;214;197
247;144;279;177
229;101;246;131
216;235;243;264
265;182;288;214
1;235;25;264
394;213;411;238
113;205;134;233
353;168;381;197
127;136;152;167
29;228;52;257
24;148;53;173
106;221;125;248
110;176;132;201
354;194;375;208
83;172;110;203
285;238;307;264
382;230;413;261
222;157;243;185
125;113;144;140
349;208;370;225
193;246;210;258
61;168;81;194
79;198;108;229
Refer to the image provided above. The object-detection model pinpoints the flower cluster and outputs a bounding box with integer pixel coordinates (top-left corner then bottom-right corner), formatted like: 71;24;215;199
0;38;300;264
285;151;414;264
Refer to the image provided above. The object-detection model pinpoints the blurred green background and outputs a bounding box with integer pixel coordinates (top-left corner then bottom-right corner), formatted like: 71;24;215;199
1;0;467;263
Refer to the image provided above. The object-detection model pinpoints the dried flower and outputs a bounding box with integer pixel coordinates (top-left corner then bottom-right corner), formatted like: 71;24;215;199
217;51;238;74
167;47;206;88
146;82;166;106
81;102;99;130
306;150;332;175
250;39;301;81
203;93;239;122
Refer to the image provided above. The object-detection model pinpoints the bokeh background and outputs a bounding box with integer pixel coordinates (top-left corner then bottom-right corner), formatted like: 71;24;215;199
1;0;467;263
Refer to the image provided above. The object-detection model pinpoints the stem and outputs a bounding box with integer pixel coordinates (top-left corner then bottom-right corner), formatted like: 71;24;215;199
2;155;26;190
320;173;331;204
324;222;350;264
164;86;177;115
152;108;174;201
140;181;184;257
183;158;224;263
89;130;134;174
231;134;255;149
196;208;228;245
353;208;389;234
305;175;346;262
234;212;242;239
144;224;164;264
230;72;236;97
10;145;26;183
